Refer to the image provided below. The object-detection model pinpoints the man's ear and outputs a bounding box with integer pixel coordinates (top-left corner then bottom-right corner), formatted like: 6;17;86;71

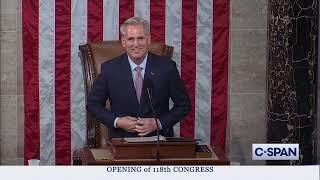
121;36;126;48
147;35;151;44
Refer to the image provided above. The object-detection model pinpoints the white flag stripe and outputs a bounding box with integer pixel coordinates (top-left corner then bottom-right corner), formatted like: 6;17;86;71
165;0;182;73
195;0;213;144
39;0;55;165
134;0;150;23
165;0;183;137
103;0;119;40
71;0;87;161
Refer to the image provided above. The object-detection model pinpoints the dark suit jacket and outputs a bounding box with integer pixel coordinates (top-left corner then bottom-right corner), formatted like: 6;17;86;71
87;52;191;138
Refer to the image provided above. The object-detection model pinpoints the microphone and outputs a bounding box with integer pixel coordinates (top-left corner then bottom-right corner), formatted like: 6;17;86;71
144;77;160;161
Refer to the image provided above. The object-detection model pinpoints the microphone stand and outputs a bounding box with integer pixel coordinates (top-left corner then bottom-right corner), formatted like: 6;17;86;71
146;88;160;161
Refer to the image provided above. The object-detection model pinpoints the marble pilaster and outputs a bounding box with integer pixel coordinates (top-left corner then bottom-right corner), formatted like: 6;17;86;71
267;0;318;164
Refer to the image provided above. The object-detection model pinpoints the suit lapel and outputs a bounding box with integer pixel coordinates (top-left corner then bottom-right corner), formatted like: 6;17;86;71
119;54;140;108
138;53;155;115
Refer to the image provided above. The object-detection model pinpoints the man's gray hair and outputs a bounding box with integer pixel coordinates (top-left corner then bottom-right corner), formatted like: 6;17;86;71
120;17;150;36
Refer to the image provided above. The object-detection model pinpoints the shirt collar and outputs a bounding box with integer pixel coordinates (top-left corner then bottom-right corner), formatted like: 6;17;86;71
128;53;148;71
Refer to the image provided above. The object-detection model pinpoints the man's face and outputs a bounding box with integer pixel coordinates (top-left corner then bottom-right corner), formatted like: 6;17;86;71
121;25;151;64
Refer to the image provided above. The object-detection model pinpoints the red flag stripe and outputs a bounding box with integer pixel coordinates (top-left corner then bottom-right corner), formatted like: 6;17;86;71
180;0;197;138
150;0;166;43
87;0;103;42
211;0;229;153
55;0;72;165
119;0;134;38
23;0;40;165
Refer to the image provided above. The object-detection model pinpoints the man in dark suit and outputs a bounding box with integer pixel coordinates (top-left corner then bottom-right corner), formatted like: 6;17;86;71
87;17;191;138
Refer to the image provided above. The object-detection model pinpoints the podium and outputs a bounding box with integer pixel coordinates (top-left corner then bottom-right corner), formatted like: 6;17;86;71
111;137;197;159
74;137;229;165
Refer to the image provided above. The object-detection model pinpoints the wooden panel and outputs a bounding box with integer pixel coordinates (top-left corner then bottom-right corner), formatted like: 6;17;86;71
79;146;229;165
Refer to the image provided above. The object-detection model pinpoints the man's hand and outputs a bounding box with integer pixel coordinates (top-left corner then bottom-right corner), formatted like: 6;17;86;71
116;116;139;132
135;118;160;136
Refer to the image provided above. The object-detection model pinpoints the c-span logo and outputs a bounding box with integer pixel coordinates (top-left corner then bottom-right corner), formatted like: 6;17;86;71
252;144;299;160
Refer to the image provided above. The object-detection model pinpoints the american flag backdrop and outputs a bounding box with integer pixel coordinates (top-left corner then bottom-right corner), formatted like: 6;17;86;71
23;0;229;165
